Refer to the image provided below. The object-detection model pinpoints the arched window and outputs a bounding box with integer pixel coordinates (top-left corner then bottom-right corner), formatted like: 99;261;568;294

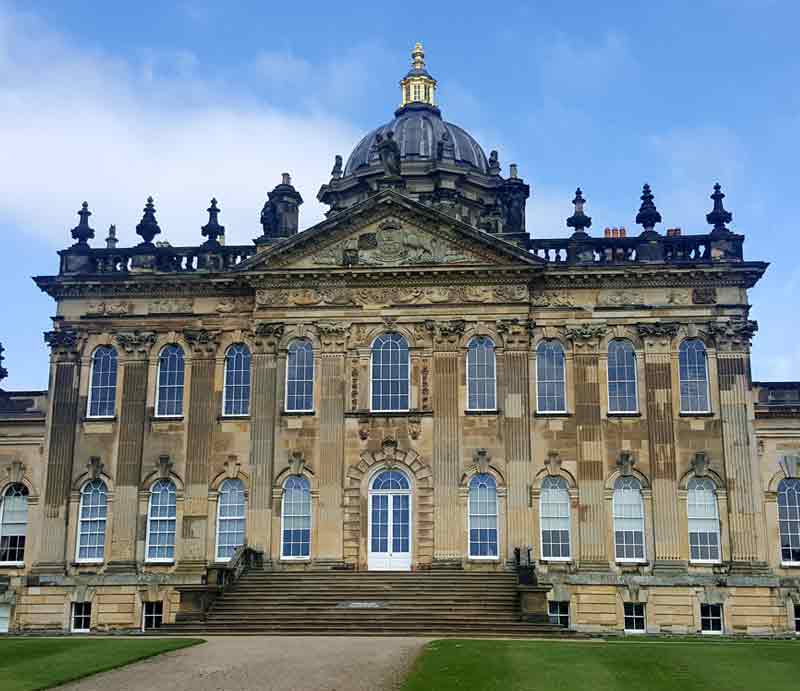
467;337;496;411
608;340;638;413
537;341;566;413
0;484;29;564
679;340;710;413
77;480;108;563
778;478;800;564
216;479;245;562
146;480;177;562
371;470;410;491
468;474;498;559
223;343;251;416
540;476;570;560
687;477;720;562
281;476;311;559
156;345;185;417
371;333;410;412
286;340;314;412
613;476;645;562
87;346;118;418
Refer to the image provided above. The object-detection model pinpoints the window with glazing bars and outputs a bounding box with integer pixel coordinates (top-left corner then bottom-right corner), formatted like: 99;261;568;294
143;601;163;630
77;480;107;562
156;345;185;417
608;340;638;413
286;340;314;412
0;483;28;563
540;476;570;559
778;477;800;563
613;476;645;561
687;477;720;562
536;341;566;412
71;602;91;632
467;337;496;411
216;479;245;561
468;474;498;558
624;602;645;631
548;601;569;628
146;480;177;561
281;476;311;558
679;339;710;412
700;603;723;633
223;343;251;416
87;346;117;418
371;334;409;412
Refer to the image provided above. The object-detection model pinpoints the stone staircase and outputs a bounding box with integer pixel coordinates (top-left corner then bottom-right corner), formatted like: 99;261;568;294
163;570;571;637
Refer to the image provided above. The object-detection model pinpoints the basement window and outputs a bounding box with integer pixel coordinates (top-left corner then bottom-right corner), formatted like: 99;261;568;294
142;601;164;631
71;602;91;633
795;603;800;633
623;602;646;633
700;603;723;634
548;601;569;628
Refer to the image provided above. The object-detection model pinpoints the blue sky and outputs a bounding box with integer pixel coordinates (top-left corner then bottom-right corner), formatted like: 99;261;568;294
1;0;798;389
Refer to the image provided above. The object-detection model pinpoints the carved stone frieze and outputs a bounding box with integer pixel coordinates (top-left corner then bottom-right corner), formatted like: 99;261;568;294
530;291;576;308
496;318;533;349
707;319;758;350
115;331;157;355
692;287;717;305
149;298;193;314
184;329;222;355
598;290;645;307
216;297;253;314
666;290;691;305
425;319;466;349
86;301;132;316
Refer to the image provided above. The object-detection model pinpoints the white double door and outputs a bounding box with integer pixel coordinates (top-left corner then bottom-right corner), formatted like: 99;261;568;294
368;489;411;571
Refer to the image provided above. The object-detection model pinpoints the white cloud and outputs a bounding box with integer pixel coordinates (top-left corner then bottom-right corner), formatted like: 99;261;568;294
0;7;362;248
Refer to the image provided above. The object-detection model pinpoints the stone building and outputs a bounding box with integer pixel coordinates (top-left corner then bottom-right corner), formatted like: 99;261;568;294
1;44;799;636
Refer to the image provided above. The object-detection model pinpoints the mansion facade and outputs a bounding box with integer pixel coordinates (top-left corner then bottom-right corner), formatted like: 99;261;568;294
1;44;800;636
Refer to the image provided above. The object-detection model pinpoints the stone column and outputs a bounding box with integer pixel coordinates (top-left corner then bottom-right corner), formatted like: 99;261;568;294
428;320;465;563
180;329;220;568
34;329;83;572
638;323;682;567
315;323;348;563
247;323;283;556
711;320;767;569
497;319;534;561
108;332;156;569
563;324;608;568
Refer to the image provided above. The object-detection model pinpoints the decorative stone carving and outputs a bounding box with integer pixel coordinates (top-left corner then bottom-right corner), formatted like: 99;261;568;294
381;438;399;468
156;454;174;479
44;329;81;354
421;360;431;410
636;322;680;339
115;331;157;355
223;455;241;479
86;301;131;316
251;322;285;354
184;329;221;355
616;451;635;477
494;284;529;302
315;322;349;351
425;319;466;348
86;456;104;480
5;460;25;484
358;418;370;441
531;291;575;308
216;297;252;313
692;287;717;305
350;361;360;411
496;318;533;349
598;291;645;307
288;451;306;476
561;323;607;344
473;448;491;475
781;455;800;479
691;452;710;477
707;319;758;349
149;298;193;314
666;290;690;305
544;450;562;476
407;416;421;441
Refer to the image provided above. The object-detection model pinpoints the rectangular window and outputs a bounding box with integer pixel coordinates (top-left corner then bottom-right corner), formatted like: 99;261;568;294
548;601;569;628
700;603;723;634
794;603;800;633
142;601;164;631
0;604;10;633
623;602;645;632
71;602;91;633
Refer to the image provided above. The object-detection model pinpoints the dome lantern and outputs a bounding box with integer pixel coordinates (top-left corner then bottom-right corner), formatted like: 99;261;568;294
400;42;437;108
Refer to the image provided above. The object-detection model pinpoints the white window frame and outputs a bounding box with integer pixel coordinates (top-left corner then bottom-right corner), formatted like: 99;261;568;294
607;340;639;414
467;474;499;561
369;333;411;413
0;483;29;567
145;479;177;564
71;601;92;633
466;336;497;412
75;479;107;564
222;343;251;417
623;602;646;634
154;344;185;418
141;601;164;631
285;340;315;413
687;477;721;564
536;340;567;414
548;600;570;628
613;477;647;564
0;603;10;633
679;339;711;414
215;479;246;563
779;477;800;566
700;603;724;635
86;346;118;419
280;476;312;561
539;476;571;561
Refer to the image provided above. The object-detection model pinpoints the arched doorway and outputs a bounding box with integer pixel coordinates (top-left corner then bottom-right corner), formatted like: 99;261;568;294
368;469;412;571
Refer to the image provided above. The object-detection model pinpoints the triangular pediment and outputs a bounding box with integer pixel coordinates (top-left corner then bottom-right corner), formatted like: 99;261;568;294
237;190;542;273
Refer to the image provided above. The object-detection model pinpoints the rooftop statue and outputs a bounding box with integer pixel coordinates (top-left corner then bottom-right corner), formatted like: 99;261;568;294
375;131;402;176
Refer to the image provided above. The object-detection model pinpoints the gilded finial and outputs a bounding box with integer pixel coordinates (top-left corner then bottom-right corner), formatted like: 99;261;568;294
400;41;437;108
412;42;425;69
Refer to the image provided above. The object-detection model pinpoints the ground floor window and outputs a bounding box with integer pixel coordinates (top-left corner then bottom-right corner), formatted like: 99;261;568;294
142;601;163;631
795;603;800;633
701;603;723;633
623;602;645;632
548;601;569;628
71;602;91;633
0;604;9;633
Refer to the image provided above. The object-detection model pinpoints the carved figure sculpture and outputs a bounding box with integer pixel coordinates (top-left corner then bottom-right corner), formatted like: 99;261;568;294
376;131;402;176
260;199;279;236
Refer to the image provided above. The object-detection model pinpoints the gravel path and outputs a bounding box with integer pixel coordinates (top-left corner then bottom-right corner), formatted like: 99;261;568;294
56;636;430;691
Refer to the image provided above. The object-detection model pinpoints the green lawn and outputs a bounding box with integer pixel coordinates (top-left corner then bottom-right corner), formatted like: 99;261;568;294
402;639;800;691
0;637;202;691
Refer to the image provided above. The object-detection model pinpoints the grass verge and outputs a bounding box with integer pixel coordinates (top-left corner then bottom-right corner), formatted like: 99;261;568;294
0;637;202;691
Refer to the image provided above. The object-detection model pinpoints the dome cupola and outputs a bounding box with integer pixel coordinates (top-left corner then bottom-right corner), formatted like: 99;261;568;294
400;42;437;108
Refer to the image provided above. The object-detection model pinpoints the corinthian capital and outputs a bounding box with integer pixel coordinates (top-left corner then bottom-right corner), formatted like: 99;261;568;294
183;329;222;356
44;328;83;358
425;319;466;349
707;319;758;351
561;323;606;348
115;331;157;356
250;322;284;354
496;318;533;350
